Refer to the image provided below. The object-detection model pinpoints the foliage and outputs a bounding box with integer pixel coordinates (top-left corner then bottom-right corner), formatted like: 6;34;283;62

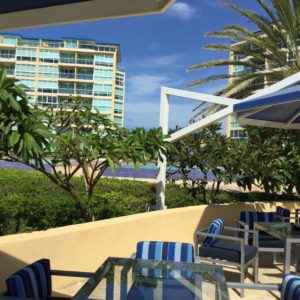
0;169;154;235
0;168;295;236
0;69;173;222
187;0;300;119
236;126;300;195
0;69;50;160
167;123;242;204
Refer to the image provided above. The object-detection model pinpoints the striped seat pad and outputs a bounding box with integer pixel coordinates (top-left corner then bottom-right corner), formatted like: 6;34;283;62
202;219;224;247
240;211;277;230
6;258;52;299
281;274;300;300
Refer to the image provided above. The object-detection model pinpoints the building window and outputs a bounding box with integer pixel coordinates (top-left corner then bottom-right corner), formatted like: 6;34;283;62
77;83;93;95
114;102;123;114
64;40;77;48
92;98;112;111
1;64;15;75
16;48;37;62
38;80;58;93
39;50;59;63
77;54;94;65
15;64;36;77
59;68;75;79
39;65;59;79
38;95;58;108
94;54;114;67
93;69;113;82
93;84;112;96
77;68;93;80
3;36;18;45
0;50;15;60
114;116;122;126
60;53;76;64
18;79;35;92
115;88;123;100
59;82;74;94
116;73;124;86
230;130;247;139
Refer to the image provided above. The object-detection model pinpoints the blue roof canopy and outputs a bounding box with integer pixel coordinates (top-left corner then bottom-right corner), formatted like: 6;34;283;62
233;84;300;129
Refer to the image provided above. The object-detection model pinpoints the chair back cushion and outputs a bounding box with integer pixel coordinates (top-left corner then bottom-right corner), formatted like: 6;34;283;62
6;259;52;299
136;241;194;263
276;206;290;222
240;211;277;230
281;274;300;300
202;219;224;247
136;241;194;279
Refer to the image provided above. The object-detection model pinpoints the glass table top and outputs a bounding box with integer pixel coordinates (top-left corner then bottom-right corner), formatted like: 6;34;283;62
255;222;300;239
72;257;230;300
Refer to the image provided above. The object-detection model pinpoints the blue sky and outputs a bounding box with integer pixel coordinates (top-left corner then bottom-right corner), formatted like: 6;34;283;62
9;0;263;129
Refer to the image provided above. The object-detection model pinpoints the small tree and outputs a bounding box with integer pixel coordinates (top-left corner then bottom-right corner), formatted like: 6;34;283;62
3;93;173;221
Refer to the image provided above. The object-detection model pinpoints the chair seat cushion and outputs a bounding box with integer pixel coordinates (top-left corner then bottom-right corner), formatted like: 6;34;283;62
199;241;258;264
249;233;284;248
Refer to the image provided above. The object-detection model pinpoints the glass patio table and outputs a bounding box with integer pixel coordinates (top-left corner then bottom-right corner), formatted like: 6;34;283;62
72;257;230;300
254;222;300;274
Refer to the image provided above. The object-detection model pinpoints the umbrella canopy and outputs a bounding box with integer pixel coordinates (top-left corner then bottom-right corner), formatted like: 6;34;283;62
0;0;175;30
233;84;300;129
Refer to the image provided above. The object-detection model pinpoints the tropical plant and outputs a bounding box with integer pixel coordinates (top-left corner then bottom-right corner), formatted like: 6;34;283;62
4;97;173;221
167;123;240;204
187;0;300;119
0;69;50;160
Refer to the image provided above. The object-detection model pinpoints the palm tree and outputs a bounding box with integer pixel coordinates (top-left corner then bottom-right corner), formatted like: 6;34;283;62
188;0;300;120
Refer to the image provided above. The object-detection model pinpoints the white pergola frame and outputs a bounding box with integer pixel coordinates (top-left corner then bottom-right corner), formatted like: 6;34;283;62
156;71;300;209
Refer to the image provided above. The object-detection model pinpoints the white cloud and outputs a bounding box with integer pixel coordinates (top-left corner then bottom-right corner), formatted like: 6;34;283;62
136;53;186;69
167;2;195;21
126;73;170;98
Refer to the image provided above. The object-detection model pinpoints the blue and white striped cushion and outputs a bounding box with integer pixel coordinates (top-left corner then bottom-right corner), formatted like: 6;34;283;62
136;241;194;263
202;219;224;247
6;259;52;299
240;211;277;230
136;241;194;278
281;274;300;300
276;206;290;222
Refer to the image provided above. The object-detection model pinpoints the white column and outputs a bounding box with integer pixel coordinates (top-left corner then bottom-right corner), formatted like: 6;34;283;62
156;88;169;210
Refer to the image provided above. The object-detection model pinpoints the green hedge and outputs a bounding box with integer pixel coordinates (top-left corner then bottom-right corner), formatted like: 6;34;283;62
0;169;296;236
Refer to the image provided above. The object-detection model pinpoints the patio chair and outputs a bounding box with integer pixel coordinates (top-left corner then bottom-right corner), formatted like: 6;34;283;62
237;210;285;263
195;218;259;298
5;258;93;299
227;274;300;299
128;241;197;300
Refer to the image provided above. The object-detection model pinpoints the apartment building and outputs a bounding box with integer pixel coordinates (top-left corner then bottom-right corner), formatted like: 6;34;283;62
0;34;125;126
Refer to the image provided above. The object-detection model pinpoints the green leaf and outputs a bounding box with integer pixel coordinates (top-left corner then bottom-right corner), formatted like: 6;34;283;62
9;132;21;147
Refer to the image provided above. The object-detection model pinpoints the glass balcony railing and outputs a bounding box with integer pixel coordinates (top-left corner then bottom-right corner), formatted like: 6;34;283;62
59;88;75;94
77;59;94;65
59;73;75;79
77;74;93;80
60;58;76;64
76;89;93;95
0;54;15;60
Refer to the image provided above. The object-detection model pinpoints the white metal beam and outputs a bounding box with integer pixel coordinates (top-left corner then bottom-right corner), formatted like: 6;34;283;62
168;106;233;142
161;87;239;106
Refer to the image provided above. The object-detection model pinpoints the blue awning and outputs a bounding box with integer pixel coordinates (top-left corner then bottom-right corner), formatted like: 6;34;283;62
232;84;300;129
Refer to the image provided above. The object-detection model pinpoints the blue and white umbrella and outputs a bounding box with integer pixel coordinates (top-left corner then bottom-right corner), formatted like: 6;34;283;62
233;83;300;129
